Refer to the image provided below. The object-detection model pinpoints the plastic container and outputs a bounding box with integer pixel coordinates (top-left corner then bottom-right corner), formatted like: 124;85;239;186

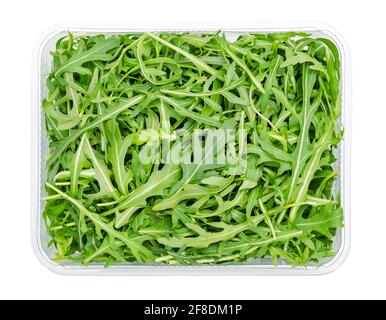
31;23;351;275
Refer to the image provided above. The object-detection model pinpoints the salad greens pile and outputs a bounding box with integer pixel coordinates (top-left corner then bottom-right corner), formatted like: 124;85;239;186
42;31;343;267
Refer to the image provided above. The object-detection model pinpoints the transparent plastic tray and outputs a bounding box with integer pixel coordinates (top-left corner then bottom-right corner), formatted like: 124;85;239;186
31;23;351;275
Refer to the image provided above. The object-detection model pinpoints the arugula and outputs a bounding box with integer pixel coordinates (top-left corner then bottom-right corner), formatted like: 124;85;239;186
42;31;343;267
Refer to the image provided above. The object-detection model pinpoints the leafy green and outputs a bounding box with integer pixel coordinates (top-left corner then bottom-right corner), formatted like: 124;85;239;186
42;31;343;267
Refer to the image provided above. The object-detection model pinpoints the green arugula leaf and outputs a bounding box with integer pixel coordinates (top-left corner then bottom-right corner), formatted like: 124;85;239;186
113;165;181;228
294;207;343;238
55;36;121;76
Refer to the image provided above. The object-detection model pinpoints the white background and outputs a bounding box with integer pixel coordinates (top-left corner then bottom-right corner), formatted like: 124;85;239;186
0;0;384;300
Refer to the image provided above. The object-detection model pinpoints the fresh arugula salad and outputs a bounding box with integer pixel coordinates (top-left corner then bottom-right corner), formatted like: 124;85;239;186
42;31;343;267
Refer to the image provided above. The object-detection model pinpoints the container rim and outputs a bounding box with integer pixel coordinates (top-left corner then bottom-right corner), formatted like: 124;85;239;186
31;22;351;276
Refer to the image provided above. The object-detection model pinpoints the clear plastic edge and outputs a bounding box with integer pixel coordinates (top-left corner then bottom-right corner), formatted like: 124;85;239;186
31;21;351;276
